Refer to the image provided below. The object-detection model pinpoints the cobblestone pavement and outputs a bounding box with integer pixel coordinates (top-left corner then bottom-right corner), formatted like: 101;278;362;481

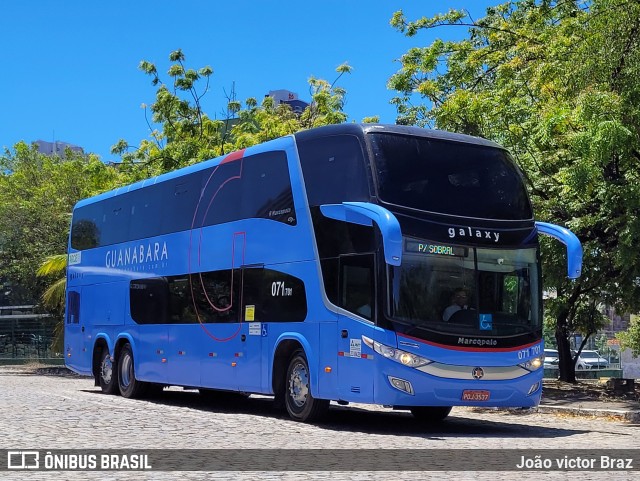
0;366;638;481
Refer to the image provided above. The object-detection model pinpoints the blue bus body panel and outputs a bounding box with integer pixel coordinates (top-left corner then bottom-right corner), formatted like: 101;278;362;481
332;325;542;408
65;136;327;395
64;126;568;413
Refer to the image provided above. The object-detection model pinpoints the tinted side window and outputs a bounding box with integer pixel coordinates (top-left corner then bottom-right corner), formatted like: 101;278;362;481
242;268;307;322
71;150;295;251
100;196;130;246
320;258;339;307
200;151;295;227
242;152;296;224
298;134;370;207
189;270;240;323
163;172;206;233
129;187;162;242
129;270;240;325
198;162;243;227
130;278;170;325
66;291;80;324
310;208;375;259
340;254;375;320
71;204;102;250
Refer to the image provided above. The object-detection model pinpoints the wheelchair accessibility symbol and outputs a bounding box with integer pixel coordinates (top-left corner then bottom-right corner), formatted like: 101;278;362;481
479;314;493;331
261;324;268;337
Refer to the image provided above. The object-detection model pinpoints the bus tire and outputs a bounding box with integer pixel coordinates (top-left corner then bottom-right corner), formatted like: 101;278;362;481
98;348;118;395
410;406;452;423
117;343;147;399
284;350;329;422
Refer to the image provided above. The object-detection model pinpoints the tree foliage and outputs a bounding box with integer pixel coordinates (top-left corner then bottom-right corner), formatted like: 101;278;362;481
389;0;640;381
618;315;640;356
112;49;354;174
0;144;125;305
18;50;358;343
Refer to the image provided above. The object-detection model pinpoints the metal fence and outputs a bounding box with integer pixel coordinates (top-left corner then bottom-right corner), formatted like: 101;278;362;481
0;306;61;361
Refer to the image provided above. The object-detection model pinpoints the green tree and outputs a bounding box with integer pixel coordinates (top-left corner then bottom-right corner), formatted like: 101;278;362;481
0;143;124;305
36;254;67;352
618;316;640;356
389;0;640;381
112;50;355;174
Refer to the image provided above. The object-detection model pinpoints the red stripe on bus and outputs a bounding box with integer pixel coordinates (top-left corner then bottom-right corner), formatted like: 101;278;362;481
221;148;246;164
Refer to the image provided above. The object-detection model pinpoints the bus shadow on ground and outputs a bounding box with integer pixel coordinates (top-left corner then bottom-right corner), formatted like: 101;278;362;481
83;387;589;439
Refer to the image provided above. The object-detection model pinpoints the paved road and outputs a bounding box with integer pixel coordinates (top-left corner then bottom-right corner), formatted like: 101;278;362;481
0;366;638;480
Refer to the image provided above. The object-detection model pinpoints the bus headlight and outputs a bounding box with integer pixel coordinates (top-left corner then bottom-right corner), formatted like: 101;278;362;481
519;356;543;372
362;336;432;368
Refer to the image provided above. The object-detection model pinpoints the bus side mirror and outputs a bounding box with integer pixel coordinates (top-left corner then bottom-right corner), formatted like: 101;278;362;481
535;221;583;279
320;202;403;266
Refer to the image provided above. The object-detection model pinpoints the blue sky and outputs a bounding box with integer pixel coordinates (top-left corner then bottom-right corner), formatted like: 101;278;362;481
1;1;495;162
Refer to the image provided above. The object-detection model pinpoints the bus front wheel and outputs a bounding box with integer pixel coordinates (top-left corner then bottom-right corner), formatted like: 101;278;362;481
117;343;147;399
410;406;452;423
285;350;329;422
98;348;118;395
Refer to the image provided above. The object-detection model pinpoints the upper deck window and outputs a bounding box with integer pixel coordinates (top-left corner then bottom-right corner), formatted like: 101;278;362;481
70;150;294;251
297;134;370;207
370;133;533;220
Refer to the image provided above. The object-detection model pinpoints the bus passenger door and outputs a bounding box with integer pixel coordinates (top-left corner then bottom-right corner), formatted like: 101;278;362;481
336;254;375;403
236;265;264;393
65;289;91;375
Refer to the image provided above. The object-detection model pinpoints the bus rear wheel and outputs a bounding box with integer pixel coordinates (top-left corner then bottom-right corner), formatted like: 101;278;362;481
284;350;329;422
410;406;452;423
117;343;147;399
98;348;118;395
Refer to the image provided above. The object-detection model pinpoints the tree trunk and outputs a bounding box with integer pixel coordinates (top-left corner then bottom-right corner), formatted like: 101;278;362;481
555;309;576;383
556;332;576;382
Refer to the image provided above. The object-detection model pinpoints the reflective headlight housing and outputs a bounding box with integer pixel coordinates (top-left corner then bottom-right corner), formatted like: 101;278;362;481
362;336;432;368
519;356;543;372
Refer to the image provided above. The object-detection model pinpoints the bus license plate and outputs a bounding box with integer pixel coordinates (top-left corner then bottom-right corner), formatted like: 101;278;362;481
461;390;490;401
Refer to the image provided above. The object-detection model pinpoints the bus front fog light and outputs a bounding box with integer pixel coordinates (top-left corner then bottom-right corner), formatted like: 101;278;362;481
388;376;414;395
528;382;541;395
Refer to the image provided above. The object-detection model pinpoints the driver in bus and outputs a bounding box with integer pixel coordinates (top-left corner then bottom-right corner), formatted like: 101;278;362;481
443;288;470;321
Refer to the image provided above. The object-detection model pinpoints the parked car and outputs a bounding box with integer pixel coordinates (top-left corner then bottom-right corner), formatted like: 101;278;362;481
545;349;589;370
571;350;590;370
544;349;559;369
579;350;609;369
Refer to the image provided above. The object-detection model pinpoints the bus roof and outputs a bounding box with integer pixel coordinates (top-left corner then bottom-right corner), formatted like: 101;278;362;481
73;135;293;210
74;124;503;210
294;123;504;150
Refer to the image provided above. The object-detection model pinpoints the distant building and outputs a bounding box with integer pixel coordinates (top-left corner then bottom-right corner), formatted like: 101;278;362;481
267;89;309;115
603;306;630;337
34;140;83;157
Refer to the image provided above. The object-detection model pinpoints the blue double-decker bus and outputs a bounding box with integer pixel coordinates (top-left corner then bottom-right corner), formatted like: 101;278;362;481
65;124;582;422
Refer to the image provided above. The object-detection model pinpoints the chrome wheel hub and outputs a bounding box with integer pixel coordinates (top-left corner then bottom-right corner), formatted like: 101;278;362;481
288;362;309;407
101;356;113;385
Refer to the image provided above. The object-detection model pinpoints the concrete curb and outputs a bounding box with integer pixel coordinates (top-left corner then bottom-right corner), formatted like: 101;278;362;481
537;404;640;423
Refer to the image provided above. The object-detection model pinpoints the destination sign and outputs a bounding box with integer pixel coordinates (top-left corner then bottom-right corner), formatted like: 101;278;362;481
405;240;467;257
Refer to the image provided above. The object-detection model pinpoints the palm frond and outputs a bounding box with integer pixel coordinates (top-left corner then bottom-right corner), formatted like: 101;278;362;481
41;277;66;312
37;254;67;277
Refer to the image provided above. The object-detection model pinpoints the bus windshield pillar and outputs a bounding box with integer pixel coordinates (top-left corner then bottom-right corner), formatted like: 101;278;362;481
319;202;403;266
535;221;583;279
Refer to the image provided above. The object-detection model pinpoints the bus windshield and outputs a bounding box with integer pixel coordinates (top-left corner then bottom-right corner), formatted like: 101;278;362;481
370;132;533;220
388;238;541;338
